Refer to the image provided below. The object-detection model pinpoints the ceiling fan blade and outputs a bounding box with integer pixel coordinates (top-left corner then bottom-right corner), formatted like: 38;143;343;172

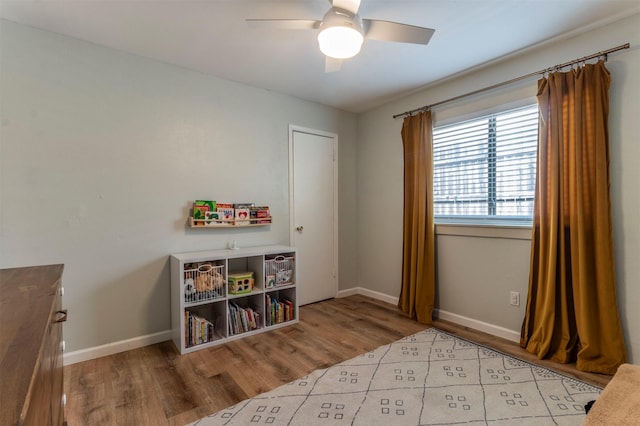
246;19;320;30
325;56;344;73
363;19;435;45
330;0;361;15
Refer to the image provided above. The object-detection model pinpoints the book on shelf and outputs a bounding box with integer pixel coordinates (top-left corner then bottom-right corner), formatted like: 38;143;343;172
233;203;255;209
204;210;223;226
234;208;250;225
264;295;295;326
193;200;216;223
233;204;252;225
284;299;294;322
216;203;234;224
228;303;260;335
265;294;271;325
229;303;239;335
247;309;261;329
274;298;279;325
185;310;215;347
250;206;271;223
240;305;249;331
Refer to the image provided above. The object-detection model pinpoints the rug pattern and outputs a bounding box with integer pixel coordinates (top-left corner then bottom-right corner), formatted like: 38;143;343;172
190;328;601;425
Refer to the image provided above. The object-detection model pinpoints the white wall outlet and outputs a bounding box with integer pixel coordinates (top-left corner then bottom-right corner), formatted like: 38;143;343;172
510;291;520;307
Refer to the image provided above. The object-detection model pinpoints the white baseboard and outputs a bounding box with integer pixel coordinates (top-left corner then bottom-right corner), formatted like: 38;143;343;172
64;330;172;366
65;287;391;365
434;309;521;343
65;294;519;365
337;287;520;343
337;287;399;305
336;287;359;298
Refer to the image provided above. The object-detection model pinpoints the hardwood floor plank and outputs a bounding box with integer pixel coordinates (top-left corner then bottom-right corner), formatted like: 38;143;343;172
64;358;113;425
110;350;167;425
144;342;198;418
64;295;611;425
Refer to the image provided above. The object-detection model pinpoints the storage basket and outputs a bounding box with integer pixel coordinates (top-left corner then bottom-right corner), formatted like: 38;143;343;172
184;263;225;304
264;255;294;287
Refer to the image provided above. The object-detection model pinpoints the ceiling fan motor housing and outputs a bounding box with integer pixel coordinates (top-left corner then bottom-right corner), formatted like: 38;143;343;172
320;7;364;34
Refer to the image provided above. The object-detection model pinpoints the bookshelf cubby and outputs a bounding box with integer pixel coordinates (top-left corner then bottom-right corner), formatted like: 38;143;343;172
170;245;298;354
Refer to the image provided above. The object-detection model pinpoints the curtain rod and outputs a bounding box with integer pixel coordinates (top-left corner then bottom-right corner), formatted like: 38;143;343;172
392;42;630;119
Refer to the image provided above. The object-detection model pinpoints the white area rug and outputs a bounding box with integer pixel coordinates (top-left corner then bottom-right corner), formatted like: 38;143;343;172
190;328;601;425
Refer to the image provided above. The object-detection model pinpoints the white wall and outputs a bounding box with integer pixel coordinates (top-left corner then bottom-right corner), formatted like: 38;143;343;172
0;20;358;353
357;13;640;363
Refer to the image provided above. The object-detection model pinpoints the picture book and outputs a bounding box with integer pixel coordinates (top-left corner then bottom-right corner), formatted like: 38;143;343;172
193;200;216;221
234;203;254;209
235;208;250;225
204;210;223;226
250;206;271;223
216;203;234;223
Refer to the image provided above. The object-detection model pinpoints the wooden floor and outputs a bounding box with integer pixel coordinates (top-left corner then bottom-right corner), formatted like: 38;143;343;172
64;295;611;425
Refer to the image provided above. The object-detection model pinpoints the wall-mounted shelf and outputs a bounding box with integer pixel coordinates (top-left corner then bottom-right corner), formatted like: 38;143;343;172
191;201;271;228
189;217;272;228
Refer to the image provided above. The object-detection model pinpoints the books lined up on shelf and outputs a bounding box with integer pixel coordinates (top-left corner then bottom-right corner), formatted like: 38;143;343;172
228;303;260;336
265;295;294;326
191;201;271;226
185;310;215;348
250;206;271;224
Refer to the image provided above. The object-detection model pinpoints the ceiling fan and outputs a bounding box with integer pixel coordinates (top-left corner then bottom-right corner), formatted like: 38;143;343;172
247;0;435;72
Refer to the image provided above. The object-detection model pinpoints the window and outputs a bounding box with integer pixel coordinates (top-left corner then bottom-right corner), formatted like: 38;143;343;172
433;105;538;224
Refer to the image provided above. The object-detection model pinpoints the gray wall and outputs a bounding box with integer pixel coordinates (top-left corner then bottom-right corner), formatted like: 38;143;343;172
357;13;640;363
0;20;358;353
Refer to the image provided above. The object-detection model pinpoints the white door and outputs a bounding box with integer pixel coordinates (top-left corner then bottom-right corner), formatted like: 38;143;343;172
289;126;338;305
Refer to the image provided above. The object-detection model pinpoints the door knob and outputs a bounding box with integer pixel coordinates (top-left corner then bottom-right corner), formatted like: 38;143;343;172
296;226;304;232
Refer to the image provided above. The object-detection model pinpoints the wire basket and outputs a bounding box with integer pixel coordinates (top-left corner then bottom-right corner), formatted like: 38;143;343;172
184;263;225;304
264;255;294;287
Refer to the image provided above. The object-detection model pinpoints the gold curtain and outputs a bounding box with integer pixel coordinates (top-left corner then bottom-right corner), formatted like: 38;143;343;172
520;61;626;374
398;110;435;324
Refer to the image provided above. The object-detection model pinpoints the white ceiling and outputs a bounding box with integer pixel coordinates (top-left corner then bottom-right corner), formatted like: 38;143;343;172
1;0;638;113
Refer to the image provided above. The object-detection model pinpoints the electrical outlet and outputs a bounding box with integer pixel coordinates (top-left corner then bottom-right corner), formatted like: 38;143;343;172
510;291;520;307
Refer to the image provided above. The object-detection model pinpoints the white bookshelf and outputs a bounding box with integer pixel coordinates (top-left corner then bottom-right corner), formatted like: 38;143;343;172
170;245;298;354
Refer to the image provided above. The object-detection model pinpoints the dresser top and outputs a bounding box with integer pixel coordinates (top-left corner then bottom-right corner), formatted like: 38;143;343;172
0;264;64;425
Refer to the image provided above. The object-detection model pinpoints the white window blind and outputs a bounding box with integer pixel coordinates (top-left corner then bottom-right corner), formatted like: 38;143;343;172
433;104;538;223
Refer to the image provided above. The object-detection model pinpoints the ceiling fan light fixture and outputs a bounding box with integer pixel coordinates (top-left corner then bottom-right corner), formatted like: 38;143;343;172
318;26;364;59
317;8;364;59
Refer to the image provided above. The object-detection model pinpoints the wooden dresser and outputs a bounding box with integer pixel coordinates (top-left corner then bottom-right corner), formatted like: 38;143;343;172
0;264;66;426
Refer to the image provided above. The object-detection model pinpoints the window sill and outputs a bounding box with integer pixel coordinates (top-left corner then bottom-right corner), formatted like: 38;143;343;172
435;223;532;240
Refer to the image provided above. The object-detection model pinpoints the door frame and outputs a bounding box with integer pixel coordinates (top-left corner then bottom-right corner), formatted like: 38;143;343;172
288;125;339;300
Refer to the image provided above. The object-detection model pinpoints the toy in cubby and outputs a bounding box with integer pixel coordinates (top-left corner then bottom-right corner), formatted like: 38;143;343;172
228;272;254;295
